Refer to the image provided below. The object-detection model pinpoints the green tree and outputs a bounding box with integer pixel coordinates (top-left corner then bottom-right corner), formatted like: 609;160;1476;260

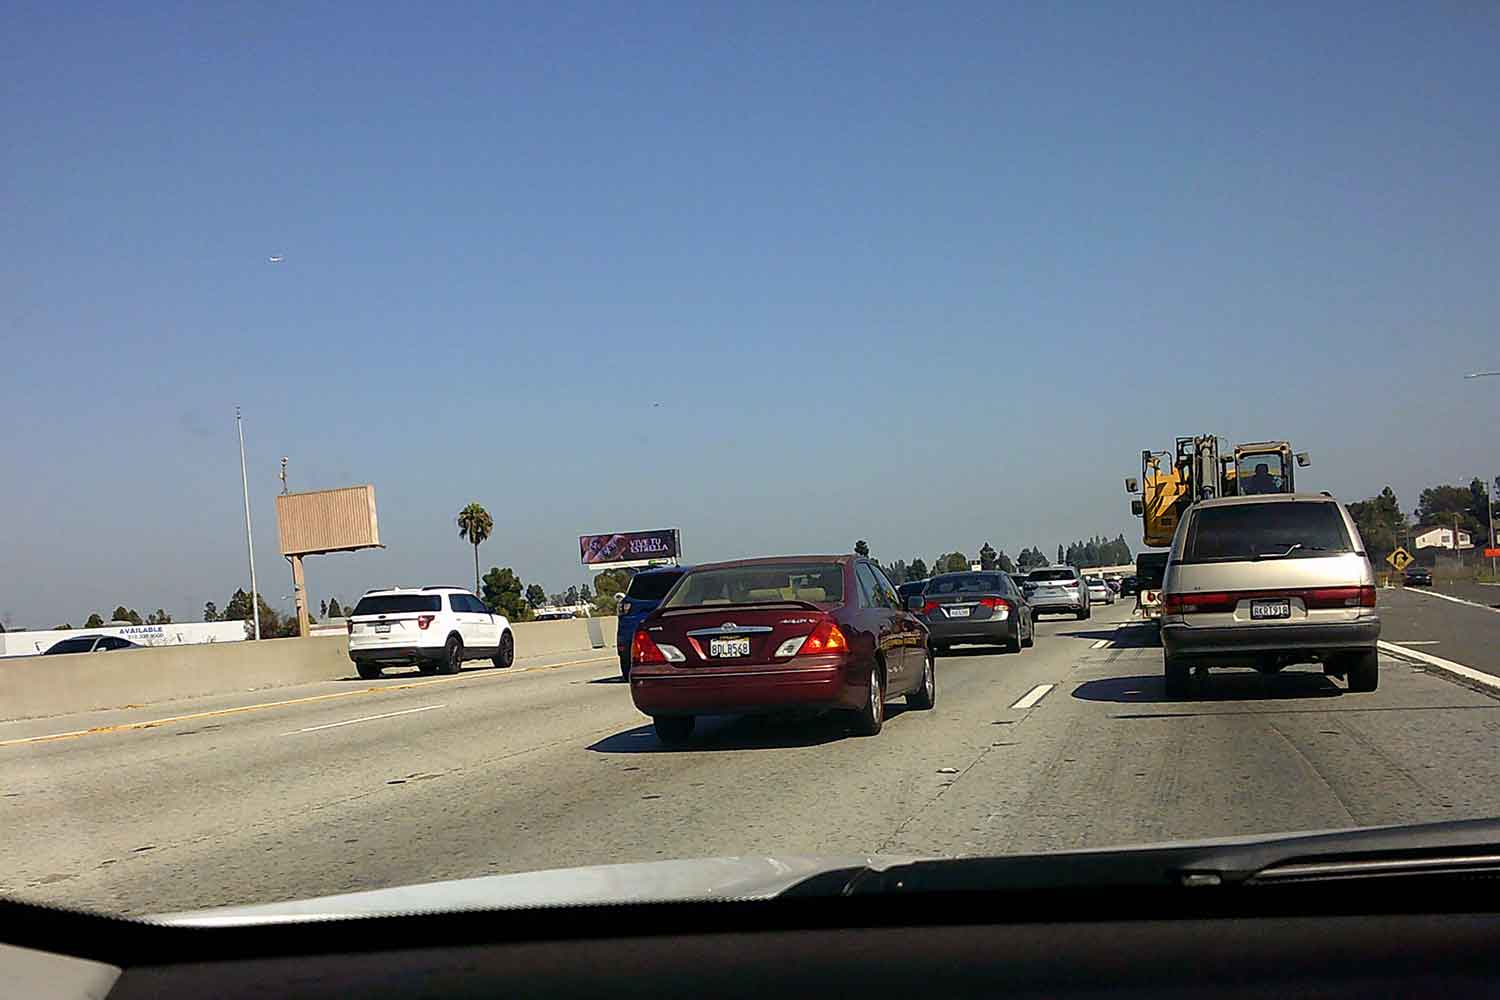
84;613;105;628
327;597;343;618
1057;544;1065;564
54;623;74;630
319;599;328;618
978;542;997;571
907;557;928;581
147;609;173;625
481;566;529;620
854;539;870;558
933;552;969;574
1348;487;1407;558
203;601;218;622
996;550;1016;574
882;559;908;585
1415;482;1487;539
564;585;580;606
111;606;143;625
525;583;548;609
456;502;495;595
223;589;283;638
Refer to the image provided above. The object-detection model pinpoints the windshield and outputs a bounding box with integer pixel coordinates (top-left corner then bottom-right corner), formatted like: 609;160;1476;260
7;4;1500;925
1185;503;1354;562
1236;453;1288;495
662;563;845;607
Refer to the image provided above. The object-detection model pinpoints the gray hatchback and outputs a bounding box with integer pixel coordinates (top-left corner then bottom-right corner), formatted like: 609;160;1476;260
1160;493;1380;697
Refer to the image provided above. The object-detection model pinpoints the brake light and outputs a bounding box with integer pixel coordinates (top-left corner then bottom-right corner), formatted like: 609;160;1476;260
978;596;1011;611
632;628;667;666
921;600;942;615
1305;586;1377;609
799;620;848;655
417;615;435;630
1163;592;1236;613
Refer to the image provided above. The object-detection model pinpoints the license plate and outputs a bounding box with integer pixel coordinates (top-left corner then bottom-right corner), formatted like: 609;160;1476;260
375;624;391;634
1250;599;1291;620
946;606;971;618
710;637;751;658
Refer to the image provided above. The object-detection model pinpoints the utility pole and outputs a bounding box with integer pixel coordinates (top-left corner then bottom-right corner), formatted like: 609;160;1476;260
1489;477;1497;579
237;407;262;640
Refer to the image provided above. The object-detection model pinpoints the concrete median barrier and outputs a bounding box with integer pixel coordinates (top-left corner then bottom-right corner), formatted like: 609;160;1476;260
0;617;617;722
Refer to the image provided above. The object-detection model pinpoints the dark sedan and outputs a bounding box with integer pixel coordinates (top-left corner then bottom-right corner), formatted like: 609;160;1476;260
915;572;1034;654
1118;575;1139;596
628;555;933;745
43;635;144;655
1403;566;1433;586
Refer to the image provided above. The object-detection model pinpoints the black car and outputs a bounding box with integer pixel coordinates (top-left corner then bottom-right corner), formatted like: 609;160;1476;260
43;634;143;655
1403;566;1433;586
896;579;927;605
912;571;1034;654
1118;575;1139;596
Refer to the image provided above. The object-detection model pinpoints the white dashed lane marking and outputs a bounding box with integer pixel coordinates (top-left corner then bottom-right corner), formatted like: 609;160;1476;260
1011;684;1055;710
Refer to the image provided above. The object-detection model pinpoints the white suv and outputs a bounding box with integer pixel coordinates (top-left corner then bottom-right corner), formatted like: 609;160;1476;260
347;587;514;680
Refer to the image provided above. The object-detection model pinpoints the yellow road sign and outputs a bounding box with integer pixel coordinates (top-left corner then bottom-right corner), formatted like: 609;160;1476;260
1387;547;1413;571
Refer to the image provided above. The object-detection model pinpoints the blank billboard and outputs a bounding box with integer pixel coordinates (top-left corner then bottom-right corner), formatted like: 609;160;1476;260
276;485;382;556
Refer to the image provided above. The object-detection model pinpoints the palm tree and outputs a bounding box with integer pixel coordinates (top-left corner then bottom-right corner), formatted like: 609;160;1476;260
456;502;494;594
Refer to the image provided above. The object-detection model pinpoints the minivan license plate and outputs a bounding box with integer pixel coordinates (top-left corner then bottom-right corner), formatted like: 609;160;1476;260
710;637;751;658
1250;599;1291;620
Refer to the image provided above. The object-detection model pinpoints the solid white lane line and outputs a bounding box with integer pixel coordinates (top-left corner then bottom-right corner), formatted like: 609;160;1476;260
1011;684;1055;710
1389;640;1441;646
283;704;444;735
1402;589;1500;613
1378;641;1500;692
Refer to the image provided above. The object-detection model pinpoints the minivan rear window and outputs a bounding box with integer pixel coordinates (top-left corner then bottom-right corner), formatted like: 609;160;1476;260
1027;568;1077;582
352;595;442;615
626;571;682;602
1185;502;1353;562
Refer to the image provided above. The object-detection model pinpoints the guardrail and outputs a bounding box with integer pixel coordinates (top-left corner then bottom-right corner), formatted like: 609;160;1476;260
0;616;618;722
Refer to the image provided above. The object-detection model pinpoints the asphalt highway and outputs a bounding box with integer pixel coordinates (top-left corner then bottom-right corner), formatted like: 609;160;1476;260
5;593;1500;916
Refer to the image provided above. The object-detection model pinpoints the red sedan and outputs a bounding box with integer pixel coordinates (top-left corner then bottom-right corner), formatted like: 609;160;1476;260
628;555;934;745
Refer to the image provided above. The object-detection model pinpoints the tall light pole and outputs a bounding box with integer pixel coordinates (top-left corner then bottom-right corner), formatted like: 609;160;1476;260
237;407;262;640
1464;371;1500;379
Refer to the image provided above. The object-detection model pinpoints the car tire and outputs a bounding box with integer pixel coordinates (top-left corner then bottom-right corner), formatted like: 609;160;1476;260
907;650;936;710
417;660;438;676
1345;649;1379;693
653;716;694;746
619;653;631;680
355;661;382;680
1076;607;1089;620
1003;628;1022;653
1164;651;1191;699
850;661;885;736
492;630;514;669
1021;617;1035;647
439;636;463;675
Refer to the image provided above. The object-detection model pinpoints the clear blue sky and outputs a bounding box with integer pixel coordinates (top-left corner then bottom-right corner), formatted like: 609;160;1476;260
4;2;1499;627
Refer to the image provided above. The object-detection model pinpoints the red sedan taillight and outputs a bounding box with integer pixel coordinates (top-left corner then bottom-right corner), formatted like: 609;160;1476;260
633;628;668;666
798;620;848;655
417;615;435;630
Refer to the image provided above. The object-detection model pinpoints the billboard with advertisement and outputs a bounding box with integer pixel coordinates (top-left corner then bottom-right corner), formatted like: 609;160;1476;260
580;529;680;568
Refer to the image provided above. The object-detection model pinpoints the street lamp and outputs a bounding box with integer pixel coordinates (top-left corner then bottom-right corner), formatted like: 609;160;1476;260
1465;371;1500;379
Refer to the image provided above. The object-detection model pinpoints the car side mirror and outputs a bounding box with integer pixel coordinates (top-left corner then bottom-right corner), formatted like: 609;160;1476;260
1295;452;1310;468
1124;477;1139;494
1131;499;1144;516
906;596;923;611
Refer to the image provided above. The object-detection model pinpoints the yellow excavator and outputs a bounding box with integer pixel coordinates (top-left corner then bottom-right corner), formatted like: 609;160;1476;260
1124;437;1309;619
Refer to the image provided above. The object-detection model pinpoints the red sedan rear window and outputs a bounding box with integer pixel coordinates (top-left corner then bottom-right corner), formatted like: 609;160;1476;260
663;563;845;607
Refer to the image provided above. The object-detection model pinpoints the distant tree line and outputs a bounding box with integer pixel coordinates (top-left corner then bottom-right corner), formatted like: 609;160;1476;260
863;535;1132;584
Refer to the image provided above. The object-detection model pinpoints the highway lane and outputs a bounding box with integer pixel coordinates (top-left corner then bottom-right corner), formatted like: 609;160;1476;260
4;596;1500;916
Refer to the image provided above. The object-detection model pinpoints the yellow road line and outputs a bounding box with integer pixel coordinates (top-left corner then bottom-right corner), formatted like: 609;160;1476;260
0;653;616;748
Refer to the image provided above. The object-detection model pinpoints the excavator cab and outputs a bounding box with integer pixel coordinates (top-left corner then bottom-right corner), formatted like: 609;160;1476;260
1224;442;1309;496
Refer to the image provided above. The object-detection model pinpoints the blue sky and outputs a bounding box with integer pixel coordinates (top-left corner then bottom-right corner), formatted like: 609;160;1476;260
4;2;1499;627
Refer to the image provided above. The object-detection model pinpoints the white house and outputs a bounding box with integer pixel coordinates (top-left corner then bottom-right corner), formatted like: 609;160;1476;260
1414;526;1474;550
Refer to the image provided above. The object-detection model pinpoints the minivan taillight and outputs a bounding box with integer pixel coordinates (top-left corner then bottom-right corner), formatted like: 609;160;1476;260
632;628;667;666
1163;592;1237;613
417;615;435;630
1304;586;1377;609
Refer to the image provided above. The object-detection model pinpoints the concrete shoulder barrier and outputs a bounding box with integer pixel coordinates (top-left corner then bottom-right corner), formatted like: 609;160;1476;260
0;616;618;722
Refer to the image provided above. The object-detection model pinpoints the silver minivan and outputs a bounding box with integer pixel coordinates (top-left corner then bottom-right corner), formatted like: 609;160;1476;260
1160;494;1380;696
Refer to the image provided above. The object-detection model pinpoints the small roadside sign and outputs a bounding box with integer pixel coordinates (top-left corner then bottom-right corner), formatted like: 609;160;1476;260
1485;547;1500;559
1387;547;1413;571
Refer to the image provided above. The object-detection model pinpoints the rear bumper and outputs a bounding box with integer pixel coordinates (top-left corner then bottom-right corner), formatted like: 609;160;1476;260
629;655;864;717
349;644;444;665
925;617;1018;645
1031;599;1085;613
1161;619;1380;663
